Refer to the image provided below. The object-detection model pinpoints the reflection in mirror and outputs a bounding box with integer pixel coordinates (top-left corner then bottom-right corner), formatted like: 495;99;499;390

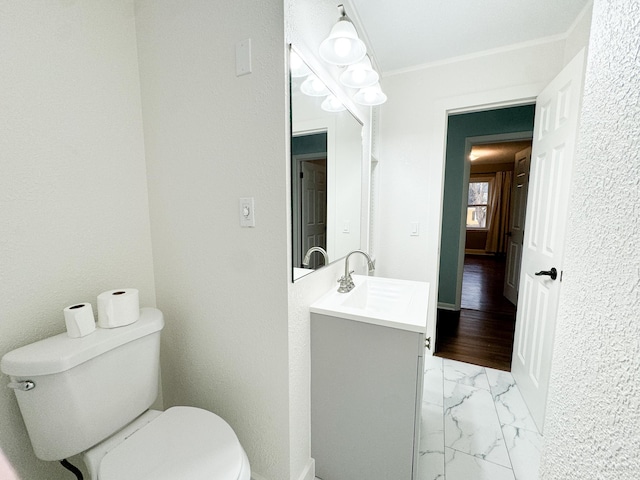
290;47;364;282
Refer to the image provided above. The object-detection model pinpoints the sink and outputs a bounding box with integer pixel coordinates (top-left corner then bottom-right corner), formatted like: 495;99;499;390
310;275;429;333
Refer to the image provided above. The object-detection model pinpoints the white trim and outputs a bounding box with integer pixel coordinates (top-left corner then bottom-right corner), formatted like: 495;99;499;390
341;0;382;74
567;0;594;38
296;458;315;480
466;131;535;145
384;35;566;77
465;249;492;256
431;84;543;352
455;140;472;310
454;131;534;307
447;98;536;116
293;119;337;269
437;302;457;311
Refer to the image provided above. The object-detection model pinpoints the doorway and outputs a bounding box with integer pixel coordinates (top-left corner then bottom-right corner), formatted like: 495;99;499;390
435;106;535;370
291;132;328;269
435;255;516;370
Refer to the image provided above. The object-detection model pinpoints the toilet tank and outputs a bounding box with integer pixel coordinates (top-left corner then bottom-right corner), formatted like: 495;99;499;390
0;307;164;461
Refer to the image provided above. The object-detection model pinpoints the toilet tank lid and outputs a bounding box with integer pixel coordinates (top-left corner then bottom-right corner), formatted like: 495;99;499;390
0;308;164;377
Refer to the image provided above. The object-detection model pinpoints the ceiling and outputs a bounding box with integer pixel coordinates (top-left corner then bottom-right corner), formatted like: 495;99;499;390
348;0;591;73
470;141;532;166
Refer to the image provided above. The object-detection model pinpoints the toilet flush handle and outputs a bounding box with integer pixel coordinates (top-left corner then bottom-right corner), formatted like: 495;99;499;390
7;380;35;391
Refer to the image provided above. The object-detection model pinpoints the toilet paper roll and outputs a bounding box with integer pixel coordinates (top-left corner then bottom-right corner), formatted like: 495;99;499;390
63;303;96;338
97;288;140;329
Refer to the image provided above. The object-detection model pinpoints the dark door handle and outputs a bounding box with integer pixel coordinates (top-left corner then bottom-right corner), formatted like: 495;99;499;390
535;267;557;280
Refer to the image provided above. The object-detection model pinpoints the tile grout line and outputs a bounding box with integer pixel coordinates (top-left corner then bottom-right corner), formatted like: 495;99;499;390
446;362;519;475
485;366;517;478
445;445;520;471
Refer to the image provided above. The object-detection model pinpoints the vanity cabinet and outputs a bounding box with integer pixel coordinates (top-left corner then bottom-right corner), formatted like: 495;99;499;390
310;312;425;480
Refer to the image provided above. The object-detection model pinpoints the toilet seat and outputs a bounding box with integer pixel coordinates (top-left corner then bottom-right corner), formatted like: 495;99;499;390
98;406;248;480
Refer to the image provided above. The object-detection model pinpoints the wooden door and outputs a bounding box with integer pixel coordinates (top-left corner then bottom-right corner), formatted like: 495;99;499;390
504;147;531;305
301;159;327;268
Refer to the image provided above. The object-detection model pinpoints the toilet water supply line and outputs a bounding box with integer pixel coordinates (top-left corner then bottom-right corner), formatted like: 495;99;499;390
60;459;83;480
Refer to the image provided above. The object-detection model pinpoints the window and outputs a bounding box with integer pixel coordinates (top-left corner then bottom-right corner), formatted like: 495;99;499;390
467;179;491;229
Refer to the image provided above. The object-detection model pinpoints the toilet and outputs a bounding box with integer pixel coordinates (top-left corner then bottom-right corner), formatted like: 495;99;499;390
0;308;250;480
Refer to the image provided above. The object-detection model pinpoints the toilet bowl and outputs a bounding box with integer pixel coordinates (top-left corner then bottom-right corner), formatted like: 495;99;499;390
84;407;250;480
0;308;250;480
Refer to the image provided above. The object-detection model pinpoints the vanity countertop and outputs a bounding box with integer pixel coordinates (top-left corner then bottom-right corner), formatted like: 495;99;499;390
310;274;429;334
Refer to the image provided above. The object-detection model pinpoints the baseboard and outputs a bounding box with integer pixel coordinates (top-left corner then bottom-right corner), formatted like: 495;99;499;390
437;302;458;311
465;249;491;255
297;458;315;480
251;458;315;480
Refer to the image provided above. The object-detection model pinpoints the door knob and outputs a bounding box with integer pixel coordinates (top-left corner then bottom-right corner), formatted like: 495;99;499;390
535;267;557;280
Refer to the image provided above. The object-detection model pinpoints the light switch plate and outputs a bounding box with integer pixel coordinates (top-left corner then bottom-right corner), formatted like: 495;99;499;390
236;39;252;77
239;197;255;227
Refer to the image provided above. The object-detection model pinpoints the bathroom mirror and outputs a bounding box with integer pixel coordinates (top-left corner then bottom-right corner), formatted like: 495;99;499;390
290;48;364;282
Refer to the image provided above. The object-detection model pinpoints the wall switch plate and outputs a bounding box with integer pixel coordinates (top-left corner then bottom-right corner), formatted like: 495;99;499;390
239;197;255;227
410;222;419;236
235;39;252;77
342;221;350;233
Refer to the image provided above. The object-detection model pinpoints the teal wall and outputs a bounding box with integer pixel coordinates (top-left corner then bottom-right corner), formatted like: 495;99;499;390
292;132;327;155
438;105;535;306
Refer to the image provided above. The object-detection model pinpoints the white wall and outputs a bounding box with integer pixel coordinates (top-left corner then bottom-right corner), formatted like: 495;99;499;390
286;1;373;479
1;2;612;479
564;1;594;65
333;114;364;258
0;2;155;479
375;39;567;344
1;1;359;478
134;1;291;479
292;96;363;262
540;0;640;477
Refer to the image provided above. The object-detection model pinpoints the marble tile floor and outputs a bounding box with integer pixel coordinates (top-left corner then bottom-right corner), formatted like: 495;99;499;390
418;356;542;480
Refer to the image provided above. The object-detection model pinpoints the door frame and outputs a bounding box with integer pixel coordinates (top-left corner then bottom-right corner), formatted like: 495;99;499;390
451;131;534;310
428;83;545;347
292;149;328;267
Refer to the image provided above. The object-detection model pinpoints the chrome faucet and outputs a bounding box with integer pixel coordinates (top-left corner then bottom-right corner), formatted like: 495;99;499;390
302;246;329;267
338;250;375;293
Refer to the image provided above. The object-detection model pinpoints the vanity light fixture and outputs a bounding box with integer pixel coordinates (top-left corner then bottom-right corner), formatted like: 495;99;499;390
353;82;387;106
321;94;347;112
301;74;331;97
317;5;387;107
319;5;366;66
339;55;379;88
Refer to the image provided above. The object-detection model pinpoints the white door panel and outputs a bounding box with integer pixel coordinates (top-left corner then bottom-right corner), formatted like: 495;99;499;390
511;50;586;433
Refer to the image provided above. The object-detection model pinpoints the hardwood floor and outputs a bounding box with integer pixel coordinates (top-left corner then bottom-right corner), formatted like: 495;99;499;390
435;255;516;371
